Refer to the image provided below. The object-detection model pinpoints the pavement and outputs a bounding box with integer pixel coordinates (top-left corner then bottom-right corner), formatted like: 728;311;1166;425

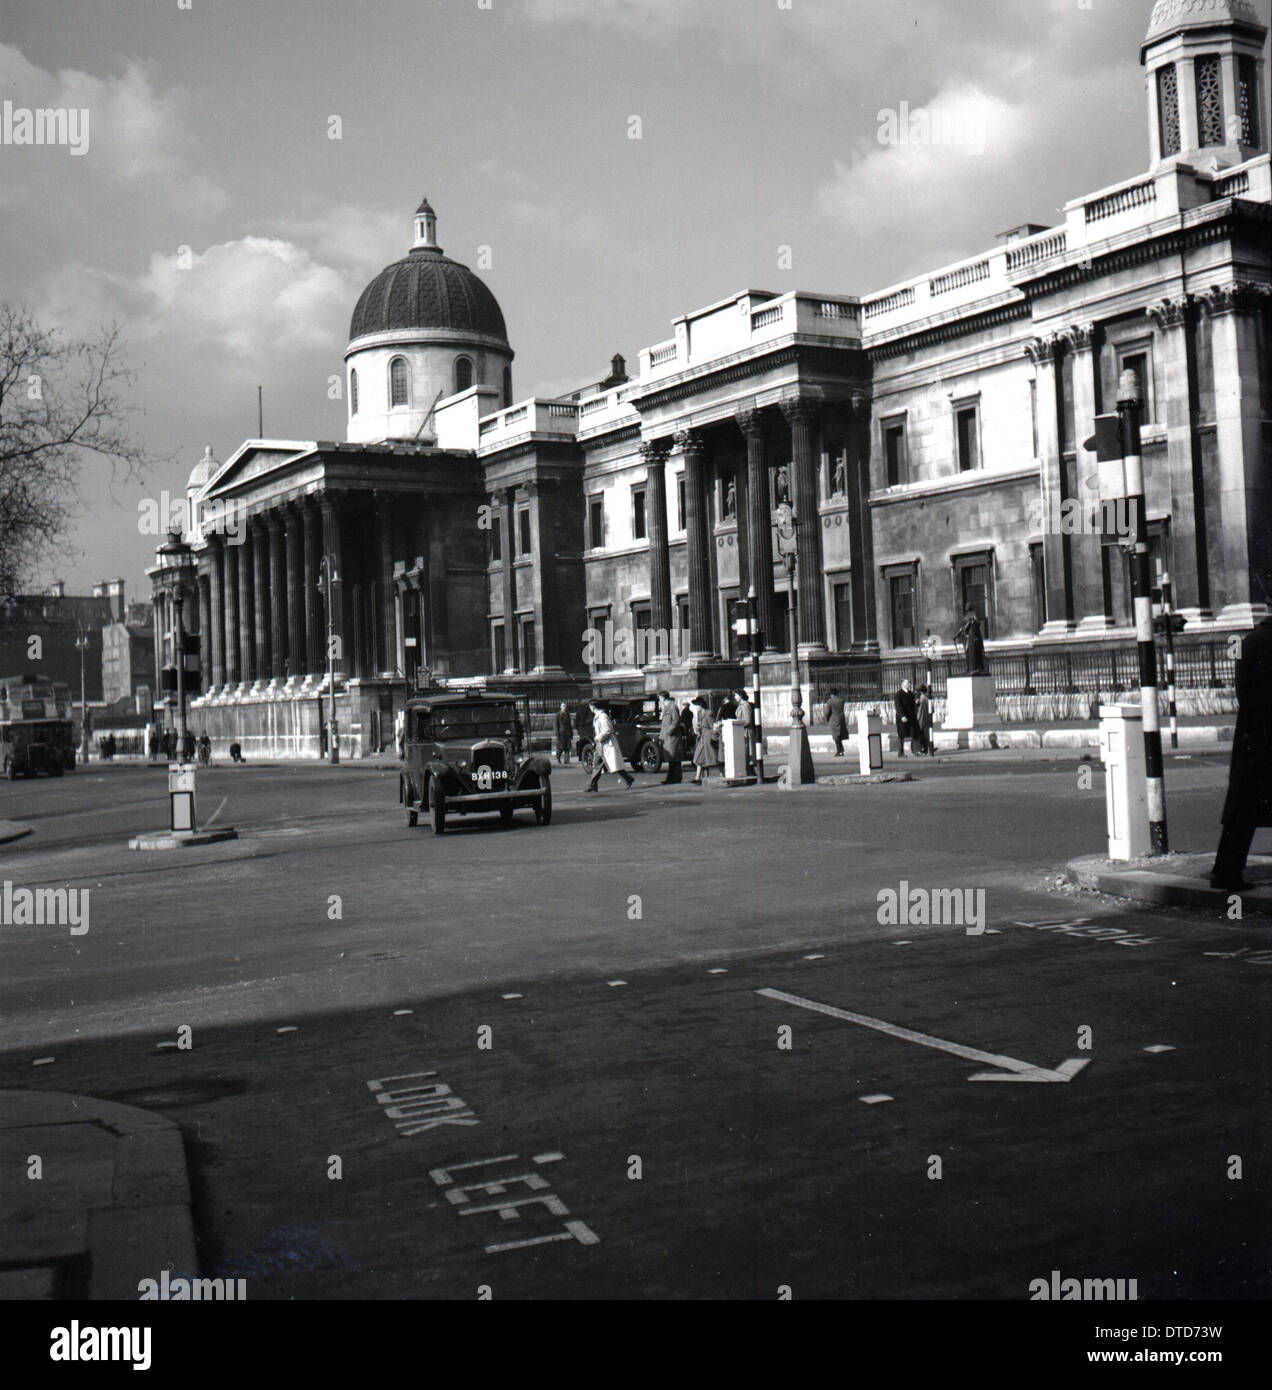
1068;852;1272;916
0;1090;198;1299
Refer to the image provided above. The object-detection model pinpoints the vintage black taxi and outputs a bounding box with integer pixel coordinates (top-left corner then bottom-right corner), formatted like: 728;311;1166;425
399;691;552;834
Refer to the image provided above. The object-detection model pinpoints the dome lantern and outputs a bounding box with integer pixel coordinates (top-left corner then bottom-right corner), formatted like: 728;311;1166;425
413;196;441;254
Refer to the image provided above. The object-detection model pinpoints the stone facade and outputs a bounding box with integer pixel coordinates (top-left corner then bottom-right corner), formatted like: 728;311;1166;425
153;2;1272;756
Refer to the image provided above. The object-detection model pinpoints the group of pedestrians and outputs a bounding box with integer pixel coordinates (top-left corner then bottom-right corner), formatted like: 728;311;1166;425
145;726;212;764
823;681;935;757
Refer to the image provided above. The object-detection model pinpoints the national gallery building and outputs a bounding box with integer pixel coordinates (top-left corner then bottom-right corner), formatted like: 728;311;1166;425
152;0;1272;756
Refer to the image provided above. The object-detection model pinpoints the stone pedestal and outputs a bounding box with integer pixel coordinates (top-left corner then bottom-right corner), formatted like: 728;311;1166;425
944;675;1000;730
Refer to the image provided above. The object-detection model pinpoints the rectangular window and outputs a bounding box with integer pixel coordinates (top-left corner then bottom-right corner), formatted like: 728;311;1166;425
631;601;652;636
520;617;536;670
491;623;506;673
632;486;647;541
1158;63;1181;156
518;508;532;556
1030;543;1047;632
490;515;502;564
884;420;908;487
588;494;605;549
887;568;917;649
588;606;612;670
833;579;853;652
1239;55;1261;146
1117;346;1155;425
955;404;980;472
676;476;686;531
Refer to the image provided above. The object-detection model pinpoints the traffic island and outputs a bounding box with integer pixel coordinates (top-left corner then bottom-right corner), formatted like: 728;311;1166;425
1066;852;1272;916
0;820;33;844
129;826;238;851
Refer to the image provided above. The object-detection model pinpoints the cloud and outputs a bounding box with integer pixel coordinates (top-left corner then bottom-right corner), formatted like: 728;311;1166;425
0;43;229;217
43;237;354;367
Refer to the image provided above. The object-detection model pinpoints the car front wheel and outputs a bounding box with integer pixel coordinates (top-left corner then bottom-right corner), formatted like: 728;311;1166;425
534;779;552;825
429;779;446;835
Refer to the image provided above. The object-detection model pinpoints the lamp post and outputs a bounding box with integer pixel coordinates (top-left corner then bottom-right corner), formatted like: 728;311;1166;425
775;502;813;783
319;554;341;764
156;530;194;757
75;627;90;763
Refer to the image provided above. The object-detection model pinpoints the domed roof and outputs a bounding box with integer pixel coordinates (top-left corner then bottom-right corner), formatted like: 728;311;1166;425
1145;0;1265;50
187;444;218;492
349;199;508;345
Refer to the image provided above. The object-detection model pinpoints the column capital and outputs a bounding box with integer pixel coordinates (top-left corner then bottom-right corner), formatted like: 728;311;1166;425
736;407;765;439
1060;322;1094;354
1024;335;1058;367
639;439;668;467
1148;295;1193;331
780;396;819;427
672;427;704;459
1201;280;1271;318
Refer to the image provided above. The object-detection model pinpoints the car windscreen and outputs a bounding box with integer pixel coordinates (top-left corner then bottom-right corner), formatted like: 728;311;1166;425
425;704;520;740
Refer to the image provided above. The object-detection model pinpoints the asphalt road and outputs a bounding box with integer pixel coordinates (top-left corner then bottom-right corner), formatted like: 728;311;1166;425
1;752;1268;1299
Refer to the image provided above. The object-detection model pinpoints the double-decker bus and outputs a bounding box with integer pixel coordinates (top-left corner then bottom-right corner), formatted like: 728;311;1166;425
0;674;76;779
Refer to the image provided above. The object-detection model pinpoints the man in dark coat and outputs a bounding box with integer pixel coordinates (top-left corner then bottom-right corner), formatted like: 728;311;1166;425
1211;616;1272;890
826;687;848;757
894;680;917;759
658;692;683;784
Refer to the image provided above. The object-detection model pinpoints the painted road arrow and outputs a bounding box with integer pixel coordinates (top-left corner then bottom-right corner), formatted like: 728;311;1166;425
757;988;1091;1084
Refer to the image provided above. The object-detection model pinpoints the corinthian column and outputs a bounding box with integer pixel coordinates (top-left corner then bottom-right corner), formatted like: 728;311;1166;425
252;519;270;682
738;408;779;652
673;428;713;659
237;529;255;683
267;514;287;680
783;397;827;654
643;441;673;641
285;505;305;681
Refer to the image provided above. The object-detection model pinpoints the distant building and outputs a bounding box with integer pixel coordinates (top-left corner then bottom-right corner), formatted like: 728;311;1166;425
101;599;155;707
0;580;126;701
154;0;1272;757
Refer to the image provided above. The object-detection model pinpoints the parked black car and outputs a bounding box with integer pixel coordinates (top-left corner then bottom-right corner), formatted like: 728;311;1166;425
400;691;552;834
575;696;664;774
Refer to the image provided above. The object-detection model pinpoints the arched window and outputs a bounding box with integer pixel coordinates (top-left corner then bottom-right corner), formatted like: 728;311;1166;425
454;356;473;394
349;368;359;416
389;356;409;408
502;365;513;408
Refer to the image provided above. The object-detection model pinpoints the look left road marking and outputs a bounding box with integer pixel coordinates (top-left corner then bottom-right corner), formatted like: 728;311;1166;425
756;987;1090;1085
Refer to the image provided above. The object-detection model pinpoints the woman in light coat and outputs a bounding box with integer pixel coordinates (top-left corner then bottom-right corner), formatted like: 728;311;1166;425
690;696;718;785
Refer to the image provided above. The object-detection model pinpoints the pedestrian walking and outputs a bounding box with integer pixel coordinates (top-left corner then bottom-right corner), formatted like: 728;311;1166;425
198;732;212;766
147;725;159;762
894;679;916;758
554;701;574;766
915;684;934;756
826;687;848;757
584;701;635;792
734;689;756;774
690;696;718;785
658;692;684;784
1211;613;1272;890
182;729;195;762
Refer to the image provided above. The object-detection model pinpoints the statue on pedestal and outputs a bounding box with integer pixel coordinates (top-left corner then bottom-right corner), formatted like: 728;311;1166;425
955;609;988;676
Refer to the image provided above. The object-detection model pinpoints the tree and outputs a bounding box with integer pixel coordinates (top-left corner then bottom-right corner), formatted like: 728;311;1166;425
0;304;150;593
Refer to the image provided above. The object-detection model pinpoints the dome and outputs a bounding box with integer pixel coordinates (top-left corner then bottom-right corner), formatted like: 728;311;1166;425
349;198;508;345
1144;0;1265;50
187;444;218;492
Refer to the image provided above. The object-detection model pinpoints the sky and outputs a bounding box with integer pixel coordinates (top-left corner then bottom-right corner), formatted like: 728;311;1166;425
2;0;1264;598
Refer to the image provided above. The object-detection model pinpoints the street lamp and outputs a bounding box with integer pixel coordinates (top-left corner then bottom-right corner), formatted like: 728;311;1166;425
156;530;194;757
747;583;764;782
75;627;90;763
774;501;814;784
318;554;341;764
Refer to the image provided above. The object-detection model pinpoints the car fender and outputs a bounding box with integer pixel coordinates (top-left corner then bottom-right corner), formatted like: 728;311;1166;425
424;760;461;795
514;755;552;787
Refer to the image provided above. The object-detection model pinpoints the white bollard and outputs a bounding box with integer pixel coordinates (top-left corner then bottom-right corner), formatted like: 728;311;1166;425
857;710;883;776
1099;704;1150;860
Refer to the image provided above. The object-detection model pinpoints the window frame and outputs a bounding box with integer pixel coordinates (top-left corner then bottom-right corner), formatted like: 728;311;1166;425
587;493;605;550
349;367;359;417
954;399;980;474
1115;341;1156;426
951;549;995;640
882;414;909;487
517;506;532;557
389;355;410;409
454;356;474;395
631;484;647;542
883;562;920;650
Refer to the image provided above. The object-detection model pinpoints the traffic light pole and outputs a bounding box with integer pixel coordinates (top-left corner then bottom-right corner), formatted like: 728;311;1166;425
748;585;764;783
1118;370;1168;853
